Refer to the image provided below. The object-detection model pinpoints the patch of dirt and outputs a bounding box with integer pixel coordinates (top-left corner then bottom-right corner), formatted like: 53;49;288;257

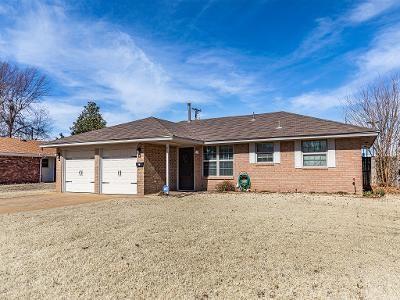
1;193;400;299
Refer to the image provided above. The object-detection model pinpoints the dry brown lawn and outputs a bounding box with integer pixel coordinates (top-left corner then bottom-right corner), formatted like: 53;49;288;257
1;192;400;299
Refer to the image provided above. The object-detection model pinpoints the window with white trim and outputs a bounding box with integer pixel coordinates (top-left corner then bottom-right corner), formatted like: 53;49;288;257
203;145;233;176
256;142;274;163
302;140;327;167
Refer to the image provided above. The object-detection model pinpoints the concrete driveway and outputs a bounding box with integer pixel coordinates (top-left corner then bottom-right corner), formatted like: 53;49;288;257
0;190;132;214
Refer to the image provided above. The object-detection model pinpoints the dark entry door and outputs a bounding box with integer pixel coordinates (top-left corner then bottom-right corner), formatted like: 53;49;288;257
362;156;372;191
179;147;194;190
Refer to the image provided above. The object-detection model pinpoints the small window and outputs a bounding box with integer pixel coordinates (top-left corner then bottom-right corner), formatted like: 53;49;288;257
256;143;274;163
302;140;327;167
42;159;49;168
203;145;233;176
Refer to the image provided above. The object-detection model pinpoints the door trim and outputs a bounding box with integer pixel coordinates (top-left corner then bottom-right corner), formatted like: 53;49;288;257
177;146;195;191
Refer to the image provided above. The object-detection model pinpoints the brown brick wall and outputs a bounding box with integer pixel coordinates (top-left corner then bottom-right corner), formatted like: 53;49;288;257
137;144;145;195
0;156;40;184
194;145;203;191
169;146;177;191
200;138;364;194
55;153;62;192
140;144;178;194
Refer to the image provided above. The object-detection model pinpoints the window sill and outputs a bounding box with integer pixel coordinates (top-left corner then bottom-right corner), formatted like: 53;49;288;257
301;166;328;170
204;176;234;180
252;162;277;166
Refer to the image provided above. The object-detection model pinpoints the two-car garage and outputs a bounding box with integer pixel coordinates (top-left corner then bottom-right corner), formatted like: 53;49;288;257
63;147;138;195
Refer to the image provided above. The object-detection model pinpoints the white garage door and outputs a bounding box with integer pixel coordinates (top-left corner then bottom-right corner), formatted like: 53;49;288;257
101;149;137;194
65;151;95;193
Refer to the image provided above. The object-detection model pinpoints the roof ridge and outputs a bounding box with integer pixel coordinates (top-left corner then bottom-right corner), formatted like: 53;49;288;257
150;117;176;136
177;111;282;123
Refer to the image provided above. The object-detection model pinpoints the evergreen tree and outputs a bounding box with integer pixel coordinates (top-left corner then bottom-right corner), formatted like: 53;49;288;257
70;101;106;135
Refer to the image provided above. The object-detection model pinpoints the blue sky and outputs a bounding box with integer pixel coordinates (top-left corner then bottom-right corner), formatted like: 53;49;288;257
0;0;400;137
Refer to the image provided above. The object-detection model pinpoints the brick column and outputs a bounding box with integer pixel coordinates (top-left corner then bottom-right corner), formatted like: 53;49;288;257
55;150;63;192
137;144;145;195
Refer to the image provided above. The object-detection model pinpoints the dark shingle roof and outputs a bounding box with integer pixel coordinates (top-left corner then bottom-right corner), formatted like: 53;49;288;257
44;111;377;146
177;111;376;142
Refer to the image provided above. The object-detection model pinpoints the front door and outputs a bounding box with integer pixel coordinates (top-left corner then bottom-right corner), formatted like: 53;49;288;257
179;147;194;190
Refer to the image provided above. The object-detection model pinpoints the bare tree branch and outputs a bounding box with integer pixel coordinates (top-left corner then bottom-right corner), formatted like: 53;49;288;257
0;61;51;139
345;74;400;187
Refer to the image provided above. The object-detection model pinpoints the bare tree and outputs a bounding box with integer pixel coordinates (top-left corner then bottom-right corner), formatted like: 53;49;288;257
18;107;53;140
0;62;51;139
345;75;400;187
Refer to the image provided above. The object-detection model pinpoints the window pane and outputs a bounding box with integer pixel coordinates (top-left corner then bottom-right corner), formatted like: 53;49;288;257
219;161;233;176
219;145;233;160
203;161;217;176
302;140;327;153
203;146;217;160
303;154;327;166
257;153;273;162
256;143;273;153
42;159;49;168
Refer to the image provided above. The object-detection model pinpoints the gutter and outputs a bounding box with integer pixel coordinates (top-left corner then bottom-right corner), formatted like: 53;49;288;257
40;136;204;148
0;152;56;157
203;132;379;145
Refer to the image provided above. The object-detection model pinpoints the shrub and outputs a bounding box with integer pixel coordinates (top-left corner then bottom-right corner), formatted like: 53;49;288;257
375;188;385;197
363;188;385;198
215;180;236;192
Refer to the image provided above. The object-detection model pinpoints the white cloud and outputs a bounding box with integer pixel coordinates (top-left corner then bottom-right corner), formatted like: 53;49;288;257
347;0;399;23
279;0;399;67
0;1;264;135
357;26;400;75
290;23;400;113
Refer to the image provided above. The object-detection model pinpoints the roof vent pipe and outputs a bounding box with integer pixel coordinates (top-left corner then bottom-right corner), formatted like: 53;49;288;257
251;112;256;121
187;102;192;122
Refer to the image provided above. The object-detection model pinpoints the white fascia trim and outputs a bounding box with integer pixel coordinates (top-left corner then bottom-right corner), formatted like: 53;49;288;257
204;132;378;145
40;136;173;148
171;136;204;145
41;136;204;148
0;152;55;157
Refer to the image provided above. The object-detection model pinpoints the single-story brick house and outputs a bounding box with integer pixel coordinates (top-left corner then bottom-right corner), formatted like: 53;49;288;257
42;110;378;195
0;137;56;184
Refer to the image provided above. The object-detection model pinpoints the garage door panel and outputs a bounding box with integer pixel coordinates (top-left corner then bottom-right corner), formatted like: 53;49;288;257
102;183;137;194
65;182;95;193
65;159;95;193
101;158;137;194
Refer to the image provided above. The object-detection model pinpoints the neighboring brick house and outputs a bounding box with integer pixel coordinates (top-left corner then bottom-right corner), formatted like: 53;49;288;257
42;111;377;195
0;138;56;184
